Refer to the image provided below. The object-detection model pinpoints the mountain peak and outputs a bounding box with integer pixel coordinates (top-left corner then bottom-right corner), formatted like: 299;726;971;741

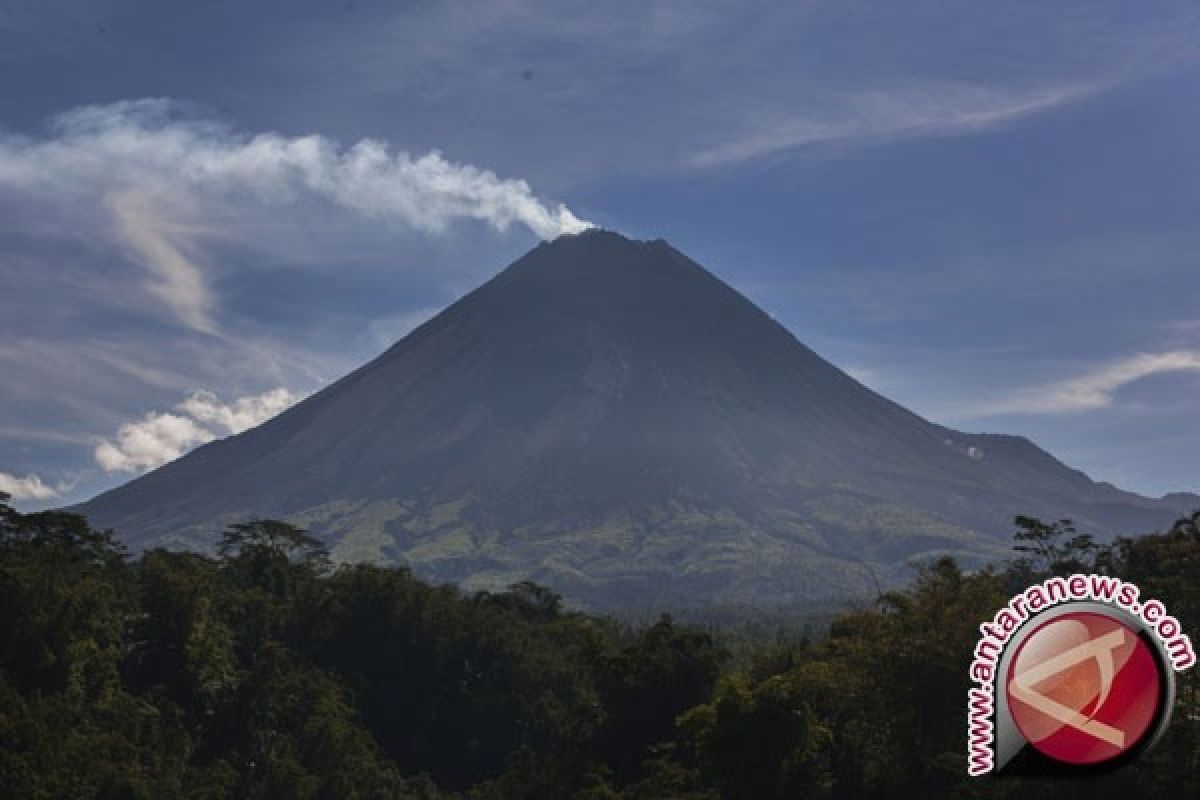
537;227;673;259
485;227;716;310
75;235;1190;609
548;226;639;244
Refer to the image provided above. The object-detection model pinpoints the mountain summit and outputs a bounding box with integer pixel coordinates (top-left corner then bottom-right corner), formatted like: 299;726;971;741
77;230;1195;608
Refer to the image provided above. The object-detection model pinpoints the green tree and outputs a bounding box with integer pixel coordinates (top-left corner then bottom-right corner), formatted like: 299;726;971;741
1011;515;1099;578
595;614;727;781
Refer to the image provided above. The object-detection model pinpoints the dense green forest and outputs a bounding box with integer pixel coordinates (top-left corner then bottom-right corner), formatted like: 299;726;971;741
1;494;1196;799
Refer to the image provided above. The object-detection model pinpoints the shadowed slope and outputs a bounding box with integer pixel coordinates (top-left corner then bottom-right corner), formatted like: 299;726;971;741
77;230;1196;608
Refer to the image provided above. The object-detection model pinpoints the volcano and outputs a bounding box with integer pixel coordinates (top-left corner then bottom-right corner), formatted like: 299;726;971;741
77;230;1196;608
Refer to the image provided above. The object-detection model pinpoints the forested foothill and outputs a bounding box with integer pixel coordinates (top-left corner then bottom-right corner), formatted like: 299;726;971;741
1;494;1196;799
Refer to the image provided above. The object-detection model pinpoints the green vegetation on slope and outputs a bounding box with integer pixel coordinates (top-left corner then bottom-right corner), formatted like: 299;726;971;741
1;494;1197;798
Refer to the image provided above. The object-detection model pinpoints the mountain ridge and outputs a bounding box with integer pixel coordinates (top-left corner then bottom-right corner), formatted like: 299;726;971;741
76;229;1198;608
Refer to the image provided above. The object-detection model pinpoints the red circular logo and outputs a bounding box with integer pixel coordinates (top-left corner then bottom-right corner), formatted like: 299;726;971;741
1005;611;1163;765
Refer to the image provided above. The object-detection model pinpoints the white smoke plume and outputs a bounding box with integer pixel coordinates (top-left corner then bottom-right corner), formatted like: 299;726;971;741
0;100;592;331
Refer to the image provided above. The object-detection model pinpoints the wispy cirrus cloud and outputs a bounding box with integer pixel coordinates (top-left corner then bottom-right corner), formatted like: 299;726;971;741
691;82;1101;166
104;189;220;333
0;99;592;332
94;387;303;473
978;350;1200;416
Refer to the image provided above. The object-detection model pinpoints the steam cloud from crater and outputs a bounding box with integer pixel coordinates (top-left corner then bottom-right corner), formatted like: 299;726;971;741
0;99;592;332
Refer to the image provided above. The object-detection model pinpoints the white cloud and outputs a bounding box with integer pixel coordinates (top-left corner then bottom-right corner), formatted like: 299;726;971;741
94;411;215;472
178;388;300;435
691;82;1098;166
0;99;592;331
0;471;60;500
94;387;303;473
980;350;1200;415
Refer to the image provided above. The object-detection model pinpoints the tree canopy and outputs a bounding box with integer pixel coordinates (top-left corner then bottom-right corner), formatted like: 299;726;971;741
0;496;1196;798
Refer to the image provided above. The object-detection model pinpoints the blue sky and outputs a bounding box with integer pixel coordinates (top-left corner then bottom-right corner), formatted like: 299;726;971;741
1;1;1198;508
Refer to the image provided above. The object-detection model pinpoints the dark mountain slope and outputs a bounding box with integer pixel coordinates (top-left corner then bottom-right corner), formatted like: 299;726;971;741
77;230;1196;608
